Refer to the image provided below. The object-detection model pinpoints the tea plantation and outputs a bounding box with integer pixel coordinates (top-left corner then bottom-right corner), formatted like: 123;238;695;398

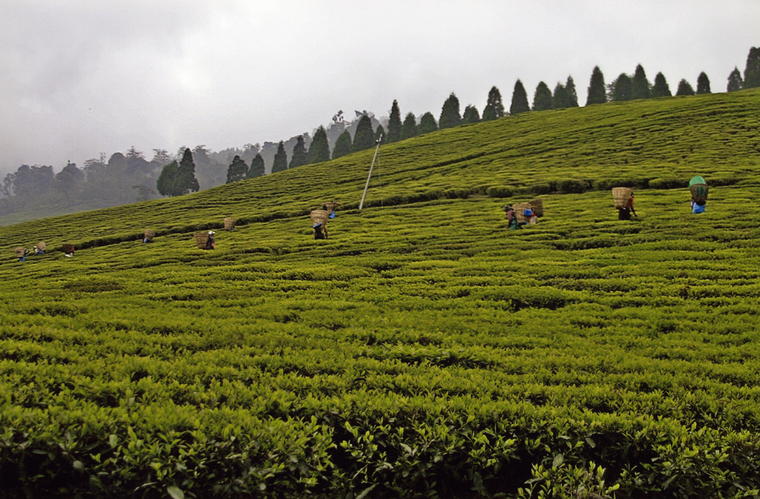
0;90;759;497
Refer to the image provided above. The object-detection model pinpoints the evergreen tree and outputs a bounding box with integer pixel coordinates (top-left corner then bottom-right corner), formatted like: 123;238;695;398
565;76;579;107
631;64;651;100
651;72;672;97
439;93;462;129
482;86;505;120
387;100;402;142
401;112;418;140
552;83;570;109
510;80;530;114
586;66;607;105
175;148;200;194
156;161;179;196
727;67;743;92
462;105;480;123
532;81;553;111
374;124;385;143
352;115;375;152
271;141;288;172
307;126;330;164
418;112;438;134
332;130;352;159
289;136;307;168
696;72;711;94
744;46;760;88
247;153;265;178
676;79;695;96
611;73;632;101
226;155;248;183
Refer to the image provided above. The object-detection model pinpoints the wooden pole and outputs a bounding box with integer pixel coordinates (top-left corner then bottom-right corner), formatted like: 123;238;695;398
359;136;382;210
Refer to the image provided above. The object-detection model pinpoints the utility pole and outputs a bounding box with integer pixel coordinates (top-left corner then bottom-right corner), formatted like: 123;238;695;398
359;135;382;210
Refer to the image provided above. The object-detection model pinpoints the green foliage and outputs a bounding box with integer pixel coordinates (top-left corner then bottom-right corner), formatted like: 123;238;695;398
744;46;760;88
352;115;375;152
697;72;711;94
387;100;402;143
439;93;462;129
727;67;743;92
676;79;695;96
632;64;651;99
483;86;505;120
417;112;438;134
510;80;530;114
289;136;308;168
552;83;571;109
156;161;179;196
652;72;672;97
225;155;248;184
532;82;553;111
462;105;480;124
175;149;199;195
586;66;607;105
374;124;385;143
565;76;578;107
307;126;330;164
247;153;265;178
611;73;633;101
332;130;352;159
401;113;418;140
1;89;760;497
271;141;288;173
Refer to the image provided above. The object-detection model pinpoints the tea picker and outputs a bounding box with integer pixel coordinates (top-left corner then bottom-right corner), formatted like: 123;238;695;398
689;176;708;214
612;187;637;220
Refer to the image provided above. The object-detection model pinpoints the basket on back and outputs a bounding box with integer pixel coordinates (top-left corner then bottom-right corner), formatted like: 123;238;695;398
194;232;209;249
611;187;632;209
690;184;709;205
513;202;532;223
310;209;329;226
143;230;155;241
324;201;340;213
14;247;26;257
223;217;236;230
529;198;544;218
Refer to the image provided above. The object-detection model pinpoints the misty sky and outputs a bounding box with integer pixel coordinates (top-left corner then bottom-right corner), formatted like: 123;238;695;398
1;0;758;173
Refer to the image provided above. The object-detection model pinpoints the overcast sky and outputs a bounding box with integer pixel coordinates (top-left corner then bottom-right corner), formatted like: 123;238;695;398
1;0;758;173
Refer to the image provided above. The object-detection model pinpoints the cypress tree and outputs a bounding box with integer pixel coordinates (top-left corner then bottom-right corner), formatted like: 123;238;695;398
387;100;402;142
552;83;569;109
248;153;265;178
631;64;651;99
175;148;200;194
401;112;418;140
352;115;375;152
289;136;307;168
462;105;480;123
727;67;743;92
226;155;248;183
482;86;505;120
565;76;578;107
586;66;607;105
696;72;711;94
332;130;352;159
743;46;760;88
510;80;530;114
307;126;330;164
651;72;672;97
271;141;288;172
676;79;695;96
156;160;179;196
611;73;632;101
439;93;462;129
374;124;385;143
418;112;438;134
532;81;553;111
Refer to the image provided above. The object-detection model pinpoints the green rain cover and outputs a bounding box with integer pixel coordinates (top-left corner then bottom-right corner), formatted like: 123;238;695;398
689;175;707;187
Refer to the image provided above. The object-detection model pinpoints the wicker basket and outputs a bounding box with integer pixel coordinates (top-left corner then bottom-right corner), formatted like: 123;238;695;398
194;232;210;249
324;201;340;212
223;217;236;230
36;241;46;251
143;229;155;241
612;187;632;209
14;247;26;257
690;184;709;205
513;202;532;223
310;209;329;225
529;198;544;217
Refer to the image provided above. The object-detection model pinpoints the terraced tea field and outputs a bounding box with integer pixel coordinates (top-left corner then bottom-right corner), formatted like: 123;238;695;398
1;90;759;497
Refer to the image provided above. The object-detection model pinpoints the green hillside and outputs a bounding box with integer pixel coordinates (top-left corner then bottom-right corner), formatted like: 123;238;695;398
1;90;759;497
